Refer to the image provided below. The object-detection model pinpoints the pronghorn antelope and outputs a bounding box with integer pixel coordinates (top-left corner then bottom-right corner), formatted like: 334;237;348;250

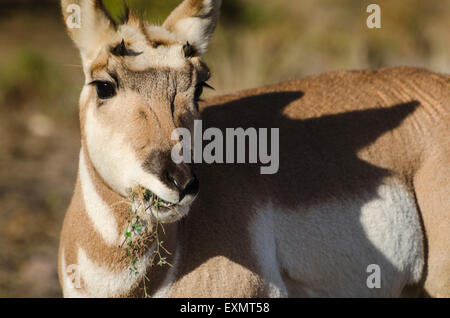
58;0;450;297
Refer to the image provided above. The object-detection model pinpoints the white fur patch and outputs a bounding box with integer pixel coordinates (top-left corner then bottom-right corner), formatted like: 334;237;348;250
76;245;155;297
164;0;220;55
84;106;178;203
359;184;424;285
61;249;86;298
173;17;211;55
67;0;115;68
150;205;190;224
256;182;424;297
119;25;187;71
250;208;288;297
79;149;119;246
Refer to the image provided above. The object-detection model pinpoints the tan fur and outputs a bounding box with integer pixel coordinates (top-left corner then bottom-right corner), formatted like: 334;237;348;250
163;0;219;32
163;0;222;54
58;149;178;297
61;0;116;64
163;67;449;297
58;0;449;297
413;125;450;297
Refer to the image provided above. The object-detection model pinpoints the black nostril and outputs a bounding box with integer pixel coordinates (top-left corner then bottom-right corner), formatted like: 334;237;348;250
166;172;199;201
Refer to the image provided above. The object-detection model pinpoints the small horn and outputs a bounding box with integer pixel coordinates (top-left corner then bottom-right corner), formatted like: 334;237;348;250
183;42;197;58
111;39;127;56
111;39;142;57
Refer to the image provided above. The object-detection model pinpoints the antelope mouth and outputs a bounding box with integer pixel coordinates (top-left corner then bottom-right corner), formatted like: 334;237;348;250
128;186;187;223
142;189;177;210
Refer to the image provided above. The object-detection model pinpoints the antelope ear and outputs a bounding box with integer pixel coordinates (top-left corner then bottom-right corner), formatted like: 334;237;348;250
61;0;116;63
163;0;222;55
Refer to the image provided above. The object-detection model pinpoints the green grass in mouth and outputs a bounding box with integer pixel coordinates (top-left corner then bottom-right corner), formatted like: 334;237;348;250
142;189;176;209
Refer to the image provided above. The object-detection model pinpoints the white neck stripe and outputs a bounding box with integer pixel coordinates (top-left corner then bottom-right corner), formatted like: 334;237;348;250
79;149;119;246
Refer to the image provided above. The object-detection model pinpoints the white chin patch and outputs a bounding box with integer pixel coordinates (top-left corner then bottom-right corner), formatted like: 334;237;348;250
150;205;190;224
128;188;191;224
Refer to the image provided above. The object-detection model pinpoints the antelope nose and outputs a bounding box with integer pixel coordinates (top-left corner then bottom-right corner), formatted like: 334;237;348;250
166;168;199;201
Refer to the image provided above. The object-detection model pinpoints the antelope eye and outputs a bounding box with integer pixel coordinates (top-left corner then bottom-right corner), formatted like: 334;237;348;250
91;81;116;99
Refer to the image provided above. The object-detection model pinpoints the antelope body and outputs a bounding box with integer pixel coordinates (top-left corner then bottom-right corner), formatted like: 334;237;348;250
58;0;450;297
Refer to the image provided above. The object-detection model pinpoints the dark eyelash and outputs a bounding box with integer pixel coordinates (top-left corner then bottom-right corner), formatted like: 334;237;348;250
193;82;214;108
88;80;110;86
201;82;214;90
88;73;119;87
88;80;116;100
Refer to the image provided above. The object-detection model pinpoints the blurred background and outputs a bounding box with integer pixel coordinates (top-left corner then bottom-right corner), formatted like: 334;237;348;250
0;0;448;297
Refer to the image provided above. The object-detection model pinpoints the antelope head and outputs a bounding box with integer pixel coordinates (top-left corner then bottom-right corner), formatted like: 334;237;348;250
62;0;222;222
